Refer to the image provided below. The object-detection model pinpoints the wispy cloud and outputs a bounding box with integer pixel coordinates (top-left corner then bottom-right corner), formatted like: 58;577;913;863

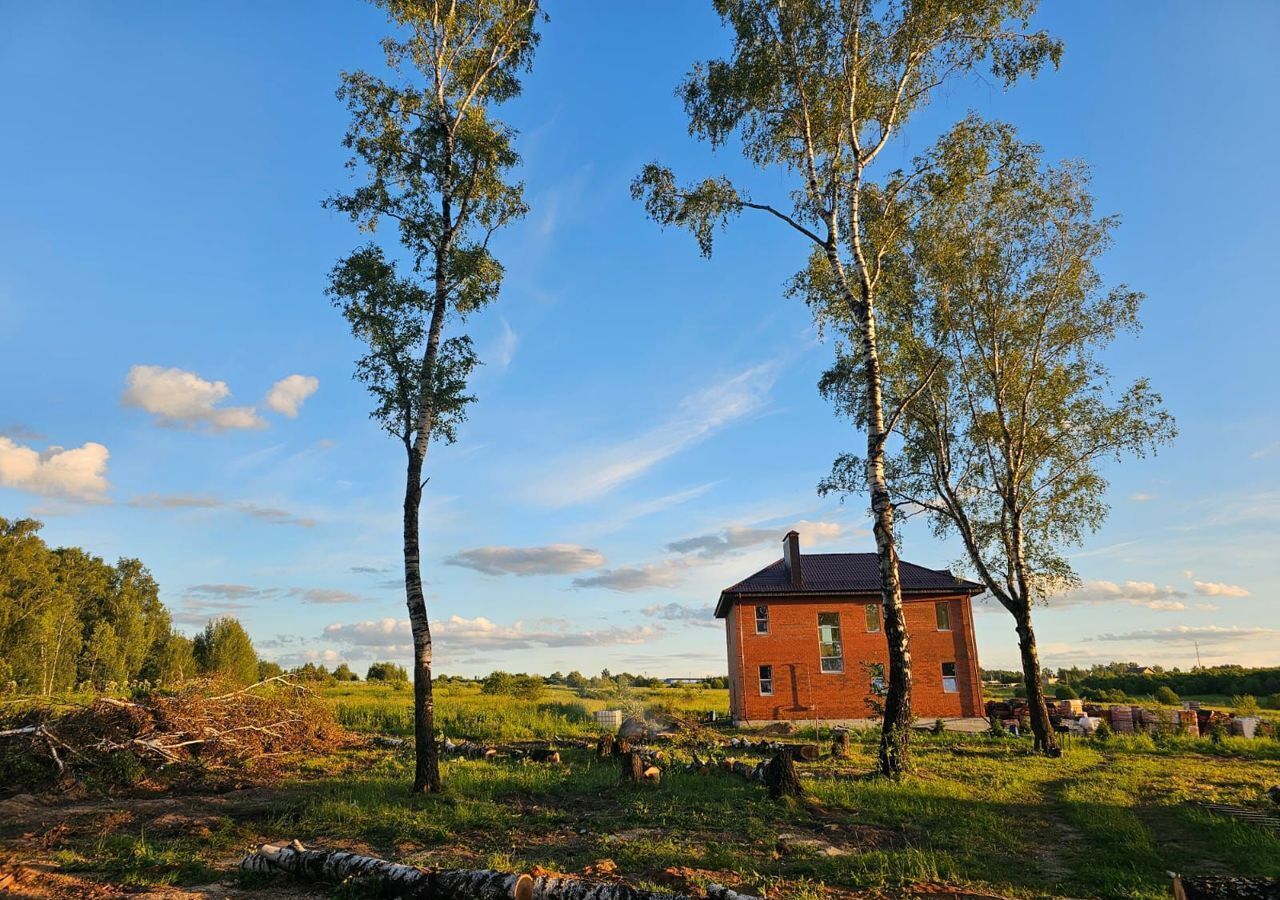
322;615;662;653
1129;492;1155;502
129;494;317;528
667;519;843;560
526;364;778;507
640;602;718;627
122;365;265;430
1054;579;1188;611
0;437;110;502
489;318;519;369
288;587;367;605
443;544;606;576
1250;441;1280;459
572;561;687;593
1089;625;1278;643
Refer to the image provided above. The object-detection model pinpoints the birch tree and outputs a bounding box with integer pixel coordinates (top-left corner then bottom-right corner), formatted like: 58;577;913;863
821;123;1175;753
326;0;541;793
632;0;1059;776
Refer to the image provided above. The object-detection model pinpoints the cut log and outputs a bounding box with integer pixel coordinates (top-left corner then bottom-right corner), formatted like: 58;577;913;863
764;750;803;800
596;733;615;759
642;765;662;784
241;841;533;900
784;743;820;762
529;748;561;764
1172;874;1280;900
831;731;850;758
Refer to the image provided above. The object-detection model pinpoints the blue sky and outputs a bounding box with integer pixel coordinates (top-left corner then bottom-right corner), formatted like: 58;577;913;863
2;2;1277;677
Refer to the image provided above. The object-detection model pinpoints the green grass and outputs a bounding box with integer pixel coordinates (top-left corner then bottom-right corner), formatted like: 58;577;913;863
9;683;1280;899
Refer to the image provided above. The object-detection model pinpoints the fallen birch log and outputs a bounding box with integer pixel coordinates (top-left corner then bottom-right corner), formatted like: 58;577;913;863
1172;874;1280;899
531;873;761;900
241;841;533;900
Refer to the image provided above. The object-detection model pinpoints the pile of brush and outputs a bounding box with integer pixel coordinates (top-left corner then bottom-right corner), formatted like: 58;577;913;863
0;676;349;791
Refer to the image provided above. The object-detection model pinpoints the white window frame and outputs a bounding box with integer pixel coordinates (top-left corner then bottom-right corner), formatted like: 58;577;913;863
936;601;952;632
818;612;844;674
754;604;769;634
758;664;774;696
941;661;958;693
865;603;881;633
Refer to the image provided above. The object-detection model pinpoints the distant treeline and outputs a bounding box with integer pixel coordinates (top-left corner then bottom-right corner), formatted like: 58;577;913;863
983;663;1280;700
1063;665;1280;699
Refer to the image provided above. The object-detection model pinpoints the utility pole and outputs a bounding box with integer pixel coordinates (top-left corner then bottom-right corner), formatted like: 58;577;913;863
1195;641;1203;670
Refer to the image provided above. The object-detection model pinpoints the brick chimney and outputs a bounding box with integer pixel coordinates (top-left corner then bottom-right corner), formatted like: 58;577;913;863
782;530;802;587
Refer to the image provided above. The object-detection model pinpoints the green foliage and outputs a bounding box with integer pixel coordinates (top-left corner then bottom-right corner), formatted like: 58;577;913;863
1232;694;1261;717
481;671;544;700
257;660;285;680
366;661;408;682
192;618;259;686
332;663;359;682
0;518;177;694
1055;684;1079;700
1153;686;1179;705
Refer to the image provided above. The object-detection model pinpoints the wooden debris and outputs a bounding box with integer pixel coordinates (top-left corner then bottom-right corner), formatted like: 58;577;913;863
596;733;615;759
530;873;761;900
1197;803;1280;832
764;749;803;799
242;840;533;899
1172;874;1280;899
831;730;850;758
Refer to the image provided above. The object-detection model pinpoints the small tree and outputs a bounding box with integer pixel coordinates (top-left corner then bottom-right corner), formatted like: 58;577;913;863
1153;686;1179;706
327;0;542;794
367;661;409;683
332;663;359;682
192;618;259;686
632;0;1059;777
824;125;1173;754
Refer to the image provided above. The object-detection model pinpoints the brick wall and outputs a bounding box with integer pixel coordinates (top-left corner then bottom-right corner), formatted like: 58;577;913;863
724;592;983;722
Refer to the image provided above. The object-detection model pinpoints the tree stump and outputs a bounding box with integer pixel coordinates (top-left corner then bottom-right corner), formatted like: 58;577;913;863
621;750;645;783
764;749;803;800
832;731;850;758
595;733;615;759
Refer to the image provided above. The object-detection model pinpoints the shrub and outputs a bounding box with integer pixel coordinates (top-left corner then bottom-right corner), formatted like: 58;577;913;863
1232;694;1261;717
332;663;359;682
1054;685;1079;700
257;660;284;680
1153;686;1179;705
1264;693;1280;710
1012;684;1027;698
367;661;408;682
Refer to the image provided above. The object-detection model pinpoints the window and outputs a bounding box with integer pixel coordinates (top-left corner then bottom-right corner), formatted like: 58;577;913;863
867;662;886;696
759;665;773;696
818;612;844;673
754;605;769;634
865;603;881;632
935;601;952;631
941;661;958;693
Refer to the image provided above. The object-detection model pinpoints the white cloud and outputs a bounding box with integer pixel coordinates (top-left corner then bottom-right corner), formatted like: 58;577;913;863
443;544;606;576
527;363;778;507
122;365;264;430
1250;441;1280;459
1055;579;1187;611
0;437;110;502
265;374;320;418
1192;580;1250;598
1129;492;1155;502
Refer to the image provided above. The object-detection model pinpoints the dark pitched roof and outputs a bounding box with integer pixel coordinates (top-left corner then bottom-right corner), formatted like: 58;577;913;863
715;553;984;617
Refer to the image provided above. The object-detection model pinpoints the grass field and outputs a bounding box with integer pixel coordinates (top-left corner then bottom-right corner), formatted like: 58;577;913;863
3;681;1278;900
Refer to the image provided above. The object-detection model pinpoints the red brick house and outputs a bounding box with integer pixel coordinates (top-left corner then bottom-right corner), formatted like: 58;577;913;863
716;531;985;723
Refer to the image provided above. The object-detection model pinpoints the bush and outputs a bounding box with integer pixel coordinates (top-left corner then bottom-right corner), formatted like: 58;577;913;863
367;661;408;682
1153;686;1179;705
331;663;359;682
1264;693;1280;710
1054;685;1079;700
1232;694;1261;717
257;660;284;680
1012;684;1027;698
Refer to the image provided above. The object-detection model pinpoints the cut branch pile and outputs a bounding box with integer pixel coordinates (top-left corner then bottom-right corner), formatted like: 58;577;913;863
242;840;762;900
0;677;347;790
441;738;564;764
